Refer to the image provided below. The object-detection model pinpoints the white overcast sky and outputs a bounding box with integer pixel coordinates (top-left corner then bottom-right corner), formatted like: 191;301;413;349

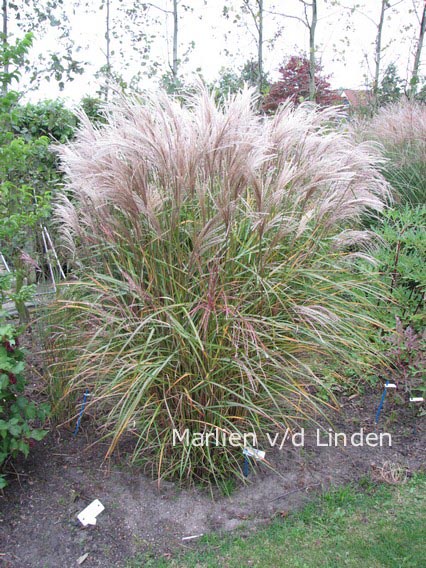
20;0;426;102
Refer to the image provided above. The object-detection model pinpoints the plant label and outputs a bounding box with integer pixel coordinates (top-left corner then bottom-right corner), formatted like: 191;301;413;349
77;499;105;527
243;447;265;460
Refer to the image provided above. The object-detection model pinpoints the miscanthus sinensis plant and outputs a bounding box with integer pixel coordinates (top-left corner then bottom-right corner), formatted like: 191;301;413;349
48;89;390;485
354;99;426;205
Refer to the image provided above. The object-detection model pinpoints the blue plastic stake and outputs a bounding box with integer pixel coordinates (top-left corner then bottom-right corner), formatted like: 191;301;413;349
243;455;249;477
375;380;389;425
73;388;89;436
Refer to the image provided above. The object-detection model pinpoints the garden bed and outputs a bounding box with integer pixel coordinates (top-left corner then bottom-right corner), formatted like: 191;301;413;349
0;331;424;568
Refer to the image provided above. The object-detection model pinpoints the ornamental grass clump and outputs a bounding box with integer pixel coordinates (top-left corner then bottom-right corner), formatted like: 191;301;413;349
47;89;390;485
355;99;426;205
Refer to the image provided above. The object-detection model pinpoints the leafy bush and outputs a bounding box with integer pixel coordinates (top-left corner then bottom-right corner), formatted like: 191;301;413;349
213;60;270;99
371;206;425;330
79;96;106;125
361;205;425;397
0;278;49;489
0;36;70;319
353;101;425;396
12;99;78;144
47;89;389;485
377;63;404;107
263;56;342;111
0;118;53;319
386;318;425;399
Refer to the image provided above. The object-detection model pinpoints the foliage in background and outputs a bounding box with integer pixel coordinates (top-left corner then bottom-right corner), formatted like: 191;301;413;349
372;206;425;330
0;35;56;319
0;132;52;319
79;96;106;124
353;99;425;398
1;0;85;92
0;276;49;489
213;59;270;98
415;82;426;103
387;317;425;400
0;31;33;93
358;206;425;395
0;33;53;489
354;99;426;206
377;63;404;107
263;56;342;112
12;99;78;143
46;89;389;486
0;35;92;320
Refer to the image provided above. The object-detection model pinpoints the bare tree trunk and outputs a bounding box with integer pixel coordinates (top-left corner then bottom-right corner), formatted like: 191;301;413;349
2;0;8;95
172;0;178;80
258;0;263;94
374;0;388;99
242;0;264;94
409;3;426;99
105;0;111;100
308;0;317;101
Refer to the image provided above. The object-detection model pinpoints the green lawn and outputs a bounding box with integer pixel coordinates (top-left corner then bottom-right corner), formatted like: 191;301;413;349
128;474;426;568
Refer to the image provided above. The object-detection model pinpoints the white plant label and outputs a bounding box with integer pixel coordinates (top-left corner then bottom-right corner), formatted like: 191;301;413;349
409;397;424;403
77;499;105;527
243;447;265;460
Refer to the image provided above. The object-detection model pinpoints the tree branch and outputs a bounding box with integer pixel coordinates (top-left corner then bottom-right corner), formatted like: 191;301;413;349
142;2;173;15
303;2;310;29
242;0;260;34
264;9;306;27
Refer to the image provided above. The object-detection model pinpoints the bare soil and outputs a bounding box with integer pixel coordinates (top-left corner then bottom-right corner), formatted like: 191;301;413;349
0;334;424;568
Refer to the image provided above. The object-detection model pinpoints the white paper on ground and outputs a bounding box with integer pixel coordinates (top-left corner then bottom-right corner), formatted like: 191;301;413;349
77;499;105;527
409;397;424;402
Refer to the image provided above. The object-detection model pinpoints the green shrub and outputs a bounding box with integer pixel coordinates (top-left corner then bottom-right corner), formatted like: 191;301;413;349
0;130;53;320
361;205;425;398
47;90;390;486
12;99;78;144
0;34;59;321
0;278;49;489
372;205;425;330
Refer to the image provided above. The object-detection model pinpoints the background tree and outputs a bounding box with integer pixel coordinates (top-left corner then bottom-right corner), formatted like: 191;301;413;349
214;58;270;97
92;0;163;98
2;0;8;95
409;0;426;98
306;0;318;101
373;0;390;98
378;63;403;105
243;0;265;95
267;0;318;101
354;0;407;103
223;0;269;95
105;0;111;99
134;1;198;93
263;55;341;111
1;0;85;92
0;34;51;320
172;0;179;80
